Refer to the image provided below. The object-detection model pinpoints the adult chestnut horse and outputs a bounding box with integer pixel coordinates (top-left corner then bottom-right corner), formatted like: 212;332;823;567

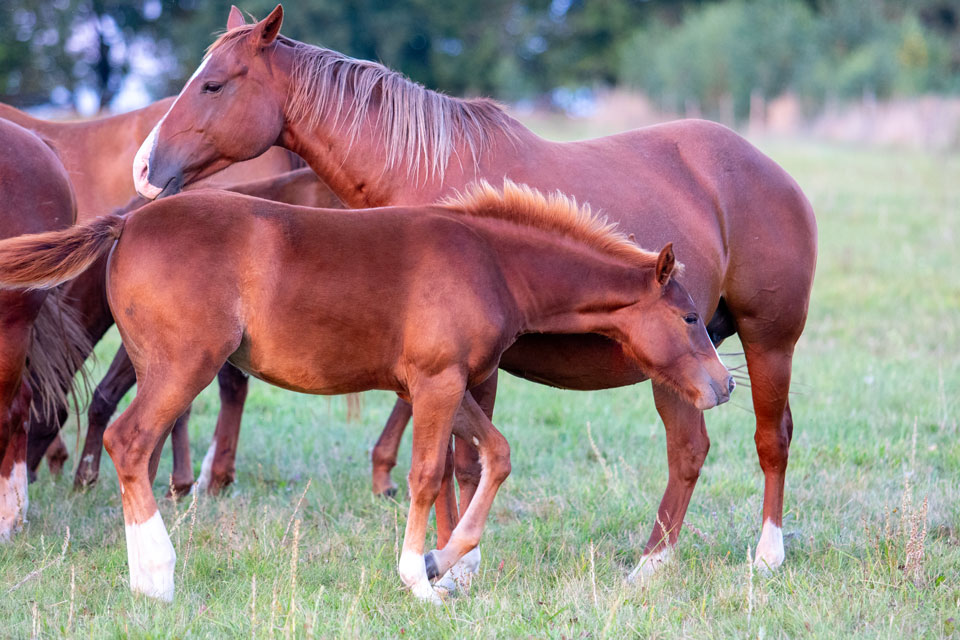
81;166;343;496
0;182;732;601
134;6;816;576
0;118;88;540
0;100;319;485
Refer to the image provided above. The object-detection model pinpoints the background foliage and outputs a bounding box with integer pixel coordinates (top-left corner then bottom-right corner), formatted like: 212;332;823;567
2;0;959;117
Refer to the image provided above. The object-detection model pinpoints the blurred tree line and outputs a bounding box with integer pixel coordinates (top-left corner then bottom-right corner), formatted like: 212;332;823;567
1;0;958;119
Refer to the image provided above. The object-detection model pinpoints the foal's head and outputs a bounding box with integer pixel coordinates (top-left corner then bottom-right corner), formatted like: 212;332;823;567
622;244;734;411
134;5;289;199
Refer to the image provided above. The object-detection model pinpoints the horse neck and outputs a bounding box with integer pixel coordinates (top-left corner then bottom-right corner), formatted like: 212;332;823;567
279;83;539;208
487;226;645;337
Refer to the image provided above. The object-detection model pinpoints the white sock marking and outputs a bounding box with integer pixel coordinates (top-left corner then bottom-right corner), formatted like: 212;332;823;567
194;436;218;494
398;550;442;604
435;546;482;596
627;545;673;584
0;462;28;541
125;511;177;601
753;520;785;571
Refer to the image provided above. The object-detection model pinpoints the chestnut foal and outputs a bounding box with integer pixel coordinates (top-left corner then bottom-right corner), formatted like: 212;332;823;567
0;182;732;602
132;6;817;577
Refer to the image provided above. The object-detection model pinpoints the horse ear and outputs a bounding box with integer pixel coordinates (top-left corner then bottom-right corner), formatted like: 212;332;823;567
655;242;675;286
227;6;246;30
251;4;283;48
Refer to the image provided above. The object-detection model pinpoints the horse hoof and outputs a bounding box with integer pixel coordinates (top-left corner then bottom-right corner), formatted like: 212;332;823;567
626;546;673;584
376;486;398;499
424;550;440;581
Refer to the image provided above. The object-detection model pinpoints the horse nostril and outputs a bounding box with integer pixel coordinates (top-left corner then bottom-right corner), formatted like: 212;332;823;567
728;377;736;394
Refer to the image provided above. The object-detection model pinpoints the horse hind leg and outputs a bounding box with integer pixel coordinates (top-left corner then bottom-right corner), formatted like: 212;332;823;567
627;382;710;582
0;381;32;541
741;340;796;570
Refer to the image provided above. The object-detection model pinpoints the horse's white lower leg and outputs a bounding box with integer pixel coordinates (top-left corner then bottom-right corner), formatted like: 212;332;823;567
753;519;785;571
0;461;28;541
193;437;217;494
627;545;673;583
125;510;176;601
434;546;481;596
399;549;443;604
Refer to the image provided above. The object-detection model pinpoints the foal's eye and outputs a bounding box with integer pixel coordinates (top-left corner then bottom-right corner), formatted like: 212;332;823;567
684;313;698;325
202;81;223;94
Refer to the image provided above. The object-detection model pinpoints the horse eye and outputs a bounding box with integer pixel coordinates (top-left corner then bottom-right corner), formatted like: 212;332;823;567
684;313;698;325
202;81;223;94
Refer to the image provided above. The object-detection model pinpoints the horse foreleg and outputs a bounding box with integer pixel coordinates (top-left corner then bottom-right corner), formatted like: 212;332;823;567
397;371;465;604
196;363;247;495
75;343;136;489
371;399;410;496
628;383;710;583
425;391;510;592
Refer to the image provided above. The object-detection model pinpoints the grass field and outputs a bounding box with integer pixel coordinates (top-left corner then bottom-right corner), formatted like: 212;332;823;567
1;131;958;638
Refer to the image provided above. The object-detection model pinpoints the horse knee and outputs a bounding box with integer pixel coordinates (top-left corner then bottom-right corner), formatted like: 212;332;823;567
754;428;789;474
407;462;445;503
675;435;710;485
485;435;511;485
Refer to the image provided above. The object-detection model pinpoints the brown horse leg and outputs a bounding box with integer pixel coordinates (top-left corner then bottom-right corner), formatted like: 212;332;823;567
371;399;410;496
424;391;510;584
627;382;709;582
741;343;795;570
26;402;67;482
167;407;194;498
105;355;221;601
196;363;248;495
0;381;32;541
43;435;69;476
75;344;137;489
397;371;465;604
434;439;458;549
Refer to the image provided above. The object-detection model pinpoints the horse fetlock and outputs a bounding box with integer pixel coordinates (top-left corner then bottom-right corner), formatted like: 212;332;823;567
627;545;673;584
0;462;29;541
753;520;785;572
125;511;176;601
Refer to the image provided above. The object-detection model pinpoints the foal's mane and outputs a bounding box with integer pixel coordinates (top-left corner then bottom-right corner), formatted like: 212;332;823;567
208;27;514;180
442;181;660;269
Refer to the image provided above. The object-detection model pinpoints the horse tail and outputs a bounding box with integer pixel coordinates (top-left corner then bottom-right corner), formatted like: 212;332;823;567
26;289;93;422
0;215;125;290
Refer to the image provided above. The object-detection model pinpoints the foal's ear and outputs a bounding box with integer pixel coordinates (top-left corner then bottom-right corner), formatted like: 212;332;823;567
655;242;675;286
251;4;284;48
227;6;246;30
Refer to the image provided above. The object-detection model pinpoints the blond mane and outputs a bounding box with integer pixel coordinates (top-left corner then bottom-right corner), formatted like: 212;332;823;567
208;26;514;181
442;181;662;269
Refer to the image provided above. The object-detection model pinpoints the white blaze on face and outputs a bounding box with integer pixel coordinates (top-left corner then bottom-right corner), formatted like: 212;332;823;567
133;57;211;199
125;510;177;601
0;462;29;542
626;545;673;584
753;519;785;571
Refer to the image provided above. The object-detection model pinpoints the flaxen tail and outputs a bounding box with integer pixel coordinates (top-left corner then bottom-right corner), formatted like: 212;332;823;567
0;215;124;290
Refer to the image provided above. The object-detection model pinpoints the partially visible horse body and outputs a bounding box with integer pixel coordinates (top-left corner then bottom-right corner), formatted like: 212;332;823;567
0;183;732;602
79;166;343;496
0;101;327;487
134;6;817;577
0;118;87;540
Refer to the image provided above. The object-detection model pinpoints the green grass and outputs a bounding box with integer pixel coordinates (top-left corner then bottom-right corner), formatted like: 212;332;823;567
2;133;959;638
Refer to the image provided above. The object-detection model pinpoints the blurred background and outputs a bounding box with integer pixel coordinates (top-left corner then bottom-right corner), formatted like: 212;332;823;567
2;0;959;147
